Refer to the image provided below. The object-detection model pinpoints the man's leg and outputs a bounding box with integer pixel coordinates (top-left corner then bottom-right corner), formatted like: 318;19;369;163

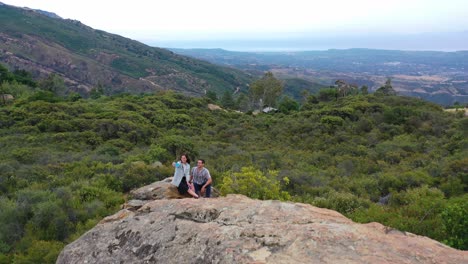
205;184;212;198
194;183;202;196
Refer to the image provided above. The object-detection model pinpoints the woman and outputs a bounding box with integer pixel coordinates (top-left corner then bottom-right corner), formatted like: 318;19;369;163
171;154;199;198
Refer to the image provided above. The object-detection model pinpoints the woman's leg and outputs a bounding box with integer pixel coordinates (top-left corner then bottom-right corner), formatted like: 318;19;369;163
178;177;197;198
188;188;199;198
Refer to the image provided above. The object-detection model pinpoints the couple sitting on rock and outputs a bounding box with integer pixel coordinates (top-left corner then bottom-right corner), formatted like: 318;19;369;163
171;154;212;199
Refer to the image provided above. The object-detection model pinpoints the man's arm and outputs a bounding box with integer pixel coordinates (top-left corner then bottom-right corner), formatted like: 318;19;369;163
201;170;212;191
201;176;211;195
203;177;212;188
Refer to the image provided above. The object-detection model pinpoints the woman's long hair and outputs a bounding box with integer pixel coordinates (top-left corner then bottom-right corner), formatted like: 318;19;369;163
180;153;191;164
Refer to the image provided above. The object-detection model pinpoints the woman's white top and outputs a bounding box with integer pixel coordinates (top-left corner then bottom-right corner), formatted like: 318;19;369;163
171;162;190;187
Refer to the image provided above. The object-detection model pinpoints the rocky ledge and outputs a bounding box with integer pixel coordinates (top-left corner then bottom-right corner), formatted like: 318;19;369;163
56;180;467;264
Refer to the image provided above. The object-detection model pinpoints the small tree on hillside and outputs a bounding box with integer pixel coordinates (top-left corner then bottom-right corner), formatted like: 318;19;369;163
317;88;338;102
249;72;283;110
300;90;310;104
90;83;105;99
221;91;235;109
38;73;66;96
236;93;250;112
376;78;397;96
361;85;369;95
278;96;299;114
0;64;14;84
206;90;218;102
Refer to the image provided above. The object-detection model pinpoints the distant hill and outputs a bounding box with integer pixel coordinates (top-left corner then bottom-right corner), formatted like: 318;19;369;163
26;7;63;19
171;48;468;105
283;78;325;100
0;4;252;96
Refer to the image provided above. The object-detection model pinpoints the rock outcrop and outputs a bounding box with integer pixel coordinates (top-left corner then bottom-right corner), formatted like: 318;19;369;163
57;181;467;264
0;94;14;104
208;103;223;111
123;177;219;211
128;177;191;201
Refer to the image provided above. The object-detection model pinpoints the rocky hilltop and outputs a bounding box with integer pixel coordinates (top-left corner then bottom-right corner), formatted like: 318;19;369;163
57;179;467;264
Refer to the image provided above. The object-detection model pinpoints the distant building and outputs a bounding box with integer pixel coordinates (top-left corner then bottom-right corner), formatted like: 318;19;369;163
262;107;278;113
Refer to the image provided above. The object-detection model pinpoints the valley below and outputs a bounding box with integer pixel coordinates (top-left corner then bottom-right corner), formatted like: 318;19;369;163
172;48;468;105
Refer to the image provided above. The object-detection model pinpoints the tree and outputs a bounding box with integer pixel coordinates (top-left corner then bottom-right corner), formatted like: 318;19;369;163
236;93;249;112
38;73;66;96
278;96;299;114
0;65;37;89
220;91;235;109
206;90;218;102
89;83;105;99
301;94;319;110
361;85;369;95
376;78;397;96
300;89;310;104
335;80;358;97
13;69;37;87
249;72;283;110
146;144;171;163
31;201;70;241
0;64;14;84
0;82;12;104
159;135;196;159
0;198;22;254
317;88;338;102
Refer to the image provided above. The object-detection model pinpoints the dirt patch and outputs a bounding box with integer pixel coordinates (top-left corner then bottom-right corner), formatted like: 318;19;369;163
392;75;447;82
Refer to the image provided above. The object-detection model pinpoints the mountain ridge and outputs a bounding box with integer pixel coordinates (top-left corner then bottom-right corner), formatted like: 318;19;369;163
0;4;252;96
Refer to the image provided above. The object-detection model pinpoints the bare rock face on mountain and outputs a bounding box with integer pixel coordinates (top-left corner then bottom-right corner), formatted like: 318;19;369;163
56;191;466;264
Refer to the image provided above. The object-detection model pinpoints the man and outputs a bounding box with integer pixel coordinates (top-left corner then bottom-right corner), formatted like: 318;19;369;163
190;159;212;198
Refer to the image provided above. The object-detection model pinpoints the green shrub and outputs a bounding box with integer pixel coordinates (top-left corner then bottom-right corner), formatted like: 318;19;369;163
218;166;290;201
441;195;468;249
12;148;35;164
12;239;64;264
312;191;371;215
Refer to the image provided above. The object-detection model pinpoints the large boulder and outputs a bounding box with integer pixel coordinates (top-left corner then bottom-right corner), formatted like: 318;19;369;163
56;194;466;264
128;177;189;201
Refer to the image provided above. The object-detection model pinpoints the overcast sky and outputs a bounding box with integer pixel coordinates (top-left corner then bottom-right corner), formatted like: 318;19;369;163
3;0;468;50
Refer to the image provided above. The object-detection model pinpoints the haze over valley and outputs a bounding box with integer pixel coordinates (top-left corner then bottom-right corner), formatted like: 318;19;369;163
171;48;468;105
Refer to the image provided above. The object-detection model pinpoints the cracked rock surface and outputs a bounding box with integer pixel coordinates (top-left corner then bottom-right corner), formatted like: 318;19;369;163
57;194;466;264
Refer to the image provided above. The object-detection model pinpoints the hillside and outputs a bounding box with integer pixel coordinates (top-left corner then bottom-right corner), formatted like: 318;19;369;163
0;4;252;96
283;78;325;100
0;87;467;262
171;48;468;105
